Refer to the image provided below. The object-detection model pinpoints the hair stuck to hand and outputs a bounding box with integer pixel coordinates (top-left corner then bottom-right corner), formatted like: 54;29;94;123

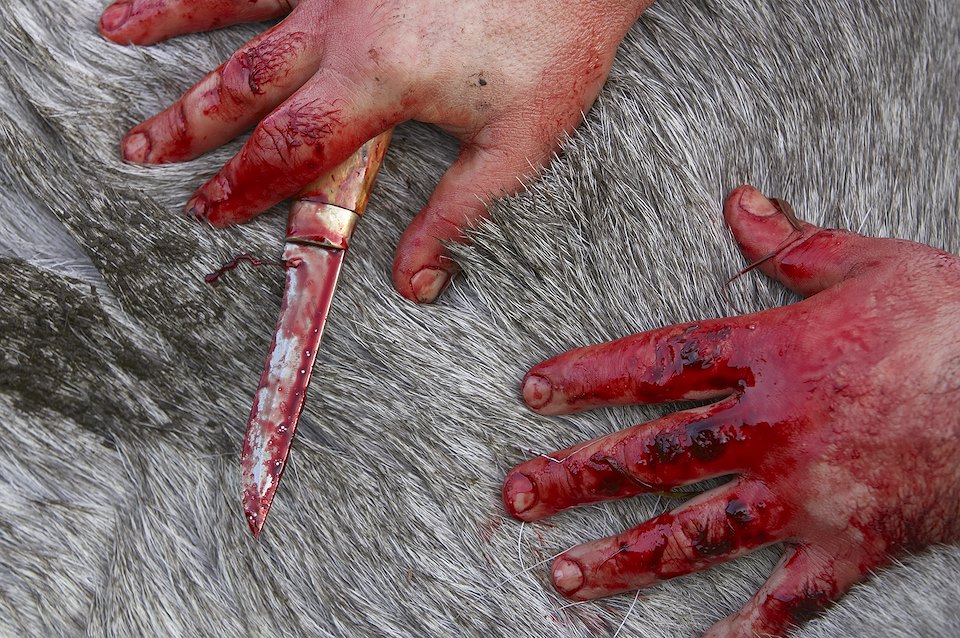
721;197;807;314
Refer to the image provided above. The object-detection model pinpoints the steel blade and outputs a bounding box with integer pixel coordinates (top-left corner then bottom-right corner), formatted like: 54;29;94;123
241;242;345;538
239;130;391;538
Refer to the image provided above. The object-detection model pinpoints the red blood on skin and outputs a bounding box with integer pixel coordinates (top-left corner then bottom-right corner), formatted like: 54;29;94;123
103;0;658;302
503;186;960;636
775;583;833;624
124;25;318;165
123;101;194;164
240;244;343;537
188;102;395;227
551;481;790;600
226;34;309;97
99;0;295;46
161;103;194;162
503;396;789;523
704;543;866;638
519;319;759;417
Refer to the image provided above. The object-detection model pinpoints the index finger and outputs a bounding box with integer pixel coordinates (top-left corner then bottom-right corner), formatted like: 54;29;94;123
521;314;782;416
185;70;401;226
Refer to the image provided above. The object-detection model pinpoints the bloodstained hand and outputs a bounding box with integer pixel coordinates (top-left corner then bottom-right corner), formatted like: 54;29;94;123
502;185;960;637
98;0;654;303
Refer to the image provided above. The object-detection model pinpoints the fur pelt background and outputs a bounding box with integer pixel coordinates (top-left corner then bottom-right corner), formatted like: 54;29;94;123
1;1;959;636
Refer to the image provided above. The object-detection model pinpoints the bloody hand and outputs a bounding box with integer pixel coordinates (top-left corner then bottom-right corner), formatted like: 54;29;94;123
98;0;653;302
502;185;960;637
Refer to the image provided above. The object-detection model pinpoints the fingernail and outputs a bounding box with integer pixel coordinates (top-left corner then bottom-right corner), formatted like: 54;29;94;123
185;194;209;221
552;558;585;595
522;374;553;410
737;187;779;219
122;131;151;163
100;2;132;32
503;472;536;515
410;267;451;303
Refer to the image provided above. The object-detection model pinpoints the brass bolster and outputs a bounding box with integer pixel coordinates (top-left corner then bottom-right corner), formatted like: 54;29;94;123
285;202;360;251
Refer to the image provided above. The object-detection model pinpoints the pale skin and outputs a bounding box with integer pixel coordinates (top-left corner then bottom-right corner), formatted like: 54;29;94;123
98;0;653;302
99;1;960;636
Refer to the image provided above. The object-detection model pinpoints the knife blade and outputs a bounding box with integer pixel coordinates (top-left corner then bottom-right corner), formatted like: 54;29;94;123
241;130;392;538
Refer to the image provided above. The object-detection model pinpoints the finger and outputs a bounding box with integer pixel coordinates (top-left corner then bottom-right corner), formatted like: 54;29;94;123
703;544;867;638
549;479;788;600
122;12;323;164
391;129;553;303
504;397;780;521
520;316;769;416
99;0;297;46
185;71;401;226
724;185;902;296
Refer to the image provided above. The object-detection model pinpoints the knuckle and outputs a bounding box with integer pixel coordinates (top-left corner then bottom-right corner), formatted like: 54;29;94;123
219;53;256;105
248;99;340;172
645;429;684;467
259;98;346;168
661;511;734;571
160;101;189;141
580;449;644;496
428;199;479;238
649;324;732;383
723;498;756;526
280;99;343;146
219;31;309;105
249;116;296;170
252;32;309;91
687;421;727;462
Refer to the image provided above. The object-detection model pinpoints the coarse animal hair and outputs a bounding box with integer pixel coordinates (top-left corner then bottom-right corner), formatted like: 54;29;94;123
1;1;959;636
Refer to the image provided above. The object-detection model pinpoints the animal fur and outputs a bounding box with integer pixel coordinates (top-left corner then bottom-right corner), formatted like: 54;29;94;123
1;1;959;636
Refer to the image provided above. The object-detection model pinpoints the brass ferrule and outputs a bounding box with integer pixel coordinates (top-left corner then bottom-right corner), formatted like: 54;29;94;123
284;129;392;250
286;202;360;250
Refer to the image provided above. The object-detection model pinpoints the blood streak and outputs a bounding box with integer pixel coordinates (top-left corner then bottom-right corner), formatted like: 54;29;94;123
240;244;345;537
203;254;287;285
216;31;309;106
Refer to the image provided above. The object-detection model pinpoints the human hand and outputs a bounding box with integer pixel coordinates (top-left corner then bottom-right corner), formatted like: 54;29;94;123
502;185;960;637
98;0;653;302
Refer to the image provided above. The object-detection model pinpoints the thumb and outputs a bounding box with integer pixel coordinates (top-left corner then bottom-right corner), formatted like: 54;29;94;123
723;185;892;296
392;135;547;303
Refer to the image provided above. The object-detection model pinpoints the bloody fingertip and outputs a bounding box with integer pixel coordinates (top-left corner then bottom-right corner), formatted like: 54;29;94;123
734;185;779;220
521;373;553;410
122;131;151;163
503;472;536;516
99;2;131;33
410;267;452;303
185;194;210;221
552;558;585;596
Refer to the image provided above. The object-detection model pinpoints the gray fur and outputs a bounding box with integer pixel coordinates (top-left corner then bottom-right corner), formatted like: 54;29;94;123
1;0;958;636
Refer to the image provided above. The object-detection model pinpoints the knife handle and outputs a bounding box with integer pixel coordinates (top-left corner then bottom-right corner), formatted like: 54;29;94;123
286;129;393;249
